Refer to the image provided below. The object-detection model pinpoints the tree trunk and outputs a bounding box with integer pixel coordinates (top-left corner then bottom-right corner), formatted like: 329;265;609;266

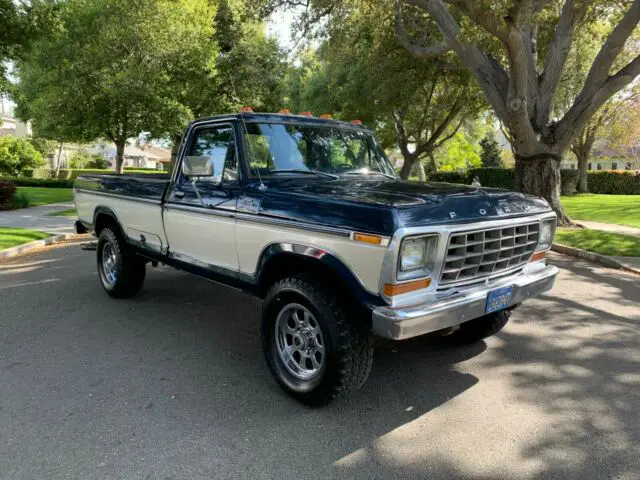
427;152;438;175
55;141;64;178
577;152;588;193
412;161;426;181
515;155;568;224
115;141;125;174
399;154;416;179
169;133;182;175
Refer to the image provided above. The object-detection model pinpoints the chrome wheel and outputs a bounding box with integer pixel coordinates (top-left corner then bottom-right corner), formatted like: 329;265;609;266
275;303;325;380
101;243;118;285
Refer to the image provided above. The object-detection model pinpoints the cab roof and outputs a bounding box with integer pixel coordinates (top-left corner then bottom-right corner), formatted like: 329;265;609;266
191;112;371;131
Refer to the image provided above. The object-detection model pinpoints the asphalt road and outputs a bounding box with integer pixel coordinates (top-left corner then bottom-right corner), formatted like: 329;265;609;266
1;244;639;480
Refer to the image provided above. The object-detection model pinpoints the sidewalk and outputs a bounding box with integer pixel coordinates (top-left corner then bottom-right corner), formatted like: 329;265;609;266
576;220;640;238
0;202;76;235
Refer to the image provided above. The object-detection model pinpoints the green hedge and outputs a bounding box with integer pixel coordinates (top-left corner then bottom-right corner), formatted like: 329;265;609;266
26;168;167;180
0;176;74;188
429;167;638;195
587;171;640;195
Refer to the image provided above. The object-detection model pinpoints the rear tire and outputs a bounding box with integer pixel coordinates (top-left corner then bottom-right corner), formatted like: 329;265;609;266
261;274;373;406
97;227;146;298
447;310;511;345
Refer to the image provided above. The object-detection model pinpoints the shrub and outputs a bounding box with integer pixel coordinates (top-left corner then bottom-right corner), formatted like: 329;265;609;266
0;136;45;176
560;169;579;195
587;171;640;195
11;191;30;209
68;151;110;169
0;176;74;188
480;134;503;168
22;168;166;180
0;180;17;209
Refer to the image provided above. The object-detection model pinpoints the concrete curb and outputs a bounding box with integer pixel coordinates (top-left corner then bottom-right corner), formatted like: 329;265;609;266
0;233;84;259
552;243;640;275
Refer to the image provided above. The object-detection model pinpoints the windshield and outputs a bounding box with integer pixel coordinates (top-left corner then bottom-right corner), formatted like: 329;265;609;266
242;122;396;178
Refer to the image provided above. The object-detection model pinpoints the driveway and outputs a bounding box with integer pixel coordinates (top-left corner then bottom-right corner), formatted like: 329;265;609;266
0;202;76;235
0;245;638;479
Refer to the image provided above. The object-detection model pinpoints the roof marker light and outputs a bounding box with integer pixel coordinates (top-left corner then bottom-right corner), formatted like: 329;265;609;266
240;106;254;113
320;113;333;119
299;111;313;117
351;119;363;125
278;108;291;114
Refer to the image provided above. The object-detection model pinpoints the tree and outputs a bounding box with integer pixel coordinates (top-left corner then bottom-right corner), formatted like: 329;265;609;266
0;135;44;175
391;0;640;222
480;133;503;168
282;0;483;179
14;0;216;173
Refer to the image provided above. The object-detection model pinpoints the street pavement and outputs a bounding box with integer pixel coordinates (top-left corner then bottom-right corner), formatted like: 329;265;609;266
0;202;76;235
0;245;639;480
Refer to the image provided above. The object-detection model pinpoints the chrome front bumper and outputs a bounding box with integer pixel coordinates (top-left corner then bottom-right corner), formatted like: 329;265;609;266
372;264;558;340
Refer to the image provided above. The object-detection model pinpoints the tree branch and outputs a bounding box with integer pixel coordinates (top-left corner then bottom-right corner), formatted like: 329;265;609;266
434;117;464;149
396;1;451;59
580;0;640;103
536;0;588;129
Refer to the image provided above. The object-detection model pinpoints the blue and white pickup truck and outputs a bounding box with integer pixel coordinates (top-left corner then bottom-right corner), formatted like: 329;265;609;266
74;112;558;405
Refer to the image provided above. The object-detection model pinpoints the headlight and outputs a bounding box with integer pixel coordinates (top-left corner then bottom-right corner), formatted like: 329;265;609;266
538;218;556;250
398;235;438;280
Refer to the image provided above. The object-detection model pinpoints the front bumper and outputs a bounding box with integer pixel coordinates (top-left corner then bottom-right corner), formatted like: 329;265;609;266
372;264;558;340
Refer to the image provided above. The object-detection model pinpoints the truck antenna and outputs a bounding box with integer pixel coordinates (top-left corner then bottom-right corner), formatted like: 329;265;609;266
228;72;267;192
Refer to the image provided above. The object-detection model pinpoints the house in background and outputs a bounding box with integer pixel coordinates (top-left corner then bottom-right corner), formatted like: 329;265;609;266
0;99;32;138
91;143;166;170
561;144;640;171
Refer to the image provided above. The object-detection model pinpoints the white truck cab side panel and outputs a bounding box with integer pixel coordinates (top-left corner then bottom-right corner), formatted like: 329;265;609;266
235;218;387;294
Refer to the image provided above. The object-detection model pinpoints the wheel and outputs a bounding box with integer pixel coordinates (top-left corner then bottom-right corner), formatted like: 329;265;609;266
261;275;373;406
447;310;511;345
96;227;146;298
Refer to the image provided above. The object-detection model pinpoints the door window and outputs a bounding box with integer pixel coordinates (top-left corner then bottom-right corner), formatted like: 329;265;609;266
185;126;238;184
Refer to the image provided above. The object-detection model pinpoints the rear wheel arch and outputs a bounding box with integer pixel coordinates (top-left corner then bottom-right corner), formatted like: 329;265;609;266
93;207;124;238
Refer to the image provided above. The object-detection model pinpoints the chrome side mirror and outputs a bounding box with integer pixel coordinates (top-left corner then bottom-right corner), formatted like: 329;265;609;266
182;156;215;177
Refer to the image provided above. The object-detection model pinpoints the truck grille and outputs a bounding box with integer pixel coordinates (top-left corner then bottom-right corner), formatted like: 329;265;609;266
439;222;540;286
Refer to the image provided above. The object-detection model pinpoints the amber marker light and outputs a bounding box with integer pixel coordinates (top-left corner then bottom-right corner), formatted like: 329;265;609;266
319;113;333;119
529;250;547;262
353;232;383;245
351;119;363;125
278;108;291;114
384;278;431;297
240;106;254;112
299;111;313;116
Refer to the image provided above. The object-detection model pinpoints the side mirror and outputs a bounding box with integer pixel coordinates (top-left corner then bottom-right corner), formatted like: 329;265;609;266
182;156;215;177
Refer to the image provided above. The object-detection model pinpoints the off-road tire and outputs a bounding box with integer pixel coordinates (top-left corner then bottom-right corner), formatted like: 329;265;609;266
97;227;146;298
261;274;373;406
447;310;511;345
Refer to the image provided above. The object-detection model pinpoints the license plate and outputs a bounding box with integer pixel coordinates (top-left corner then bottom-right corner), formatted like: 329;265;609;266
485;286;514;314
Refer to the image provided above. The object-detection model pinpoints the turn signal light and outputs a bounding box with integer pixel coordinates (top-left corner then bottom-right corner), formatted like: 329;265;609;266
384;278;431;297
351;119;362;125
240;106;254;112
320;113;333;119
278;108;291;114
353;232;382;245
299;111;313;117
529;251;547;262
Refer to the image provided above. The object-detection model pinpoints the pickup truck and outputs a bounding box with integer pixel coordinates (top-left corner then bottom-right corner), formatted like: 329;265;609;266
74;112;558;406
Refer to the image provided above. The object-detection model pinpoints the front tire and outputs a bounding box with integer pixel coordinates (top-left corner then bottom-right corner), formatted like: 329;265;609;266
97;227;146;298
261;275;373;406
447;310;511;345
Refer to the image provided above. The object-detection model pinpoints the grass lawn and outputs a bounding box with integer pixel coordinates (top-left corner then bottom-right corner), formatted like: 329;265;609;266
555;229;640;257
48;208;77;217
0;228;51;250
561;194;640;229
16;187;74;207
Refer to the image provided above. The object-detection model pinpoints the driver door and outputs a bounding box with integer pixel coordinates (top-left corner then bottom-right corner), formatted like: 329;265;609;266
163;123;240;271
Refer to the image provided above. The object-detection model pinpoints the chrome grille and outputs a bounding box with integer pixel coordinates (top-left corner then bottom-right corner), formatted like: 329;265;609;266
439;222;540;285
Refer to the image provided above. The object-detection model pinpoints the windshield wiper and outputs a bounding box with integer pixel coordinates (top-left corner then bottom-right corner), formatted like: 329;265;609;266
271;169;339;179
344;170;396;180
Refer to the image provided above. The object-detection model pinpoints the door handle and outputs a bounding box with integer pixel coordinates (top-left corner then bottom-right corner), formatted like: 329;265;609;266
174;191;185;199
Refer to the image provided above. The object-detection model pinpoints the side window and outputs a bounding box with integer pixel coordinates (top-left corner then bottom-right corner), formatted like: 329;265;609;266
186;126;237;184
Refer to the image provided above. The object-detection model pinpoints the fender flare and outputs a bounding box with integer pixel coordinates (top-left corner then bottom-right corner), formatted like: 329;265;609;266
93;206;124;236
255;242;384;308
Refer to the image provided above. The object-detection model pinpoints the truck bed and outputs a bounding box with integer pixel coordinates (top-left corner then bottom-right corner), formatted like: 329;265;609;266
75;173;170;203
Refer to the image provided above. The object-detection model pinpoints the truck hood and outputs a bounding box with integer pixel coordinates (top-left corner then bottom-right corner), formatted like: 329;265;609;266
256;178;552;235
